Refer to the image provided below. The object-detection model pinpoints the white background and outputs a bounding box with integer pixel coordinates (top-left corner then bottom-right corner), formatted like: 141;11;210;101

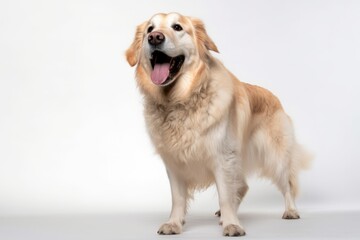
1;0;360;217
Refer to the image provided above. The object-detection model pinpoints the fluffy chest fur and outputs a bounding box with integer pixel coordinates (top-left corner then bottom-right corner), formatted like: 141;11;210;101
144;88;222;163
144;89;234;189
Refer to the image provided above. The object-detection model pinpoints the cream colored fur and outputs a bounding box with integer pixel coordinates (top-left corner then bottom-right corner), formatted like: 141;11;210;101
126;12;312;237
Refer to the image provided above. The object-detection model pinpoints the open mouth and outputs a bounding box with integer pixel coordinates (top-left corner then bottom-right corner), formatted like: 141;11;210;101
150;51;185;86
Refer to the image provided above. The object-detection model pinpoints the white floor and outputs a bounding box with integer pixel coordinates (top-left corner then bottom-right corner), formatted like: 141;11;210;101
0;210;359;240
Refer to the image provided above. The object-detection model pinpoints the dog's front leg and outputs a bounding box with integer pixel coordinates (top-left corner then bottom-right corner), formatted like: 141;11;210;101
214;167;246;237
157;169;187;235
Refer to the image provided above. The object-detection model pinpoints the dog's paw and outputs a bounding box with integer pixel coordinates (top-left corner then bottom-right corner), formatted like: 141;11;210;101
215;210;221;217
157;222;182;235
223;224;246;237
282;209;300;219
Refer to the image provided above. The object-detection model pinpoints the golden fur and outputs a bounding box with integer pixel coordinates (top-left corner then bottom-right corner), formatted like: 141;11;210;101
126;12;312;237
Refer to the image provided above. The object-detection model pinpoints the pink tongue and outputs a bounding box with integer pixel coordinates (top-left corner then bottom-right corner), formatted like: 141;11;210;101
151;63;170;85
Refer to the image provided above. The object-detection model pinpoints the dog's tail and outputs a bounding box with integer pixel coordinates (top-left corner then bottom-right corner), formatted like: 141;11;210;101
293;143;314;171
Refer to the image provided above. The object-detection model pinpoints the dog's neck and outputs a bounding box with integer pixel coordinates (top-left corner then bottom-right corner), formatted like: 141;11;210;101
163;55;218;101
148;79;210;110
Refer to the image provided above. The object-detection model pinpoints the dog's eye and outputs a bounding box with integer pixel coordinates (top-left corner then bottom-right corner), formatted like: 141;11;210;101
147;26;154;33
172;24;183;31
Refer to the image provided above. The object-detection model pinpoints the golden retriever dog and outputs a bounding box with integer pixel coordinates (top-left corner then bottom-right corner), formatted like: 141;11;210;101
126;12;312;237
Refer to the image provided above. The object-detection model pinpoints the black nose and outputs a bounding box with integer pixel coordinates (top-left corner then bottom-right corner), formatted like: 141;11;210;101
148;31;165;46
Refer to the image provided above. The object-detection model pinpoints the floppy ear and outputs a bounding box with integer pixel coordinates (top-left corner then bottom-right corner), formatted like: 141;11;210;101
190;18;219;55
126;21;148;67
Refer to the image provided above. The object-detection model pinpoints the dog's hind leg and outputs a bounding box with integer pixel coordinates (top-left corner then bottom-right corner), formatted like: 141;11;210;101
274;170;300;219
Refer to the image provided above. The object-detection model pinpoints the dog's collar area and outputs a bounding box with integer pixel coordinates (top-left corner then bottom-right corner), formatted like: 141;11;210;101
150;51;185;86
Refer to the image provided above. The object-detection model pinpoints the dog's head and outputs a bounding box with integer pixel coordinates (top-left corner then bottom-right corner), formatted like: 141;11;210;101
126;13;218;100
